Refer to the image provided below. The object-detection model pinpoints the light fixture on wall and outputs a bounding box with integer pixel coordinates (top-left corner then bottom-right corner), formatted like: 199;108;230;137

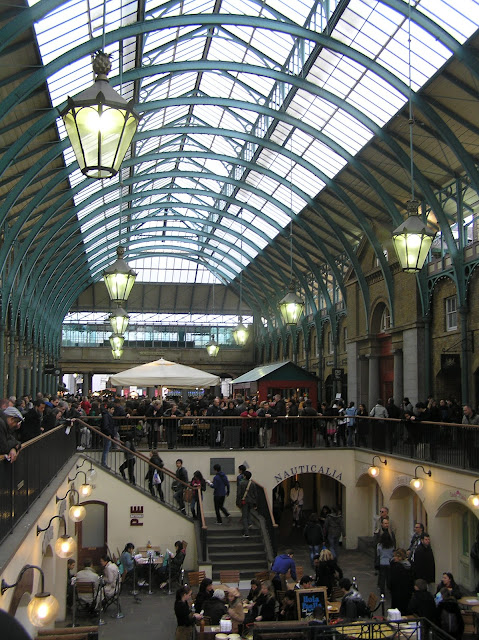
1;565;60;627
61;52;140;179
56;488;86;523
391;0;435;272
109;306;129;334
409;465;431;491
36;515;76;559
468;479;479;508
368;455;387;478
279;138;304;324
77;458;97;481
67;470;93;498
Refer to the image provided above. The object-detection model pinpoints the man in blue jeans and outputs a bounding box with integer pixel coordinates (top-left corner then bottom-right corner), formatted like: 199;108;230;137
210;463;230;524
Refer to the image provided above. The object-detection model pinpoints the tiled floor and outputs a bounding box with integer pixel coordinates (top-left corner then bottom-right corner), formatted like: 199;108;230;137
89;515;382;640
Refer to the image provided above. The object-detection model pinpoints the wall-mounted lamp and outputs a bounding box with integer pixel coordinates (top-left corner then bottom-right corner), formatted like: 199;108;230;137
56;488;86;523
76;458;97;481
67;470;93;498
468;479;479;508
368;456;387;478
410;465;432;491
36;515;76;559
1;565;59;627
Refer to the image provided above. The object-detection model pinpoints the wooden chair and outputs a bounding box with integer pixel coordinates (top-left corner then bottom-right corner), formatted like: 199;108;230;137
74;581;98;617
188;570;206;586
219;570;240;586
255;570;271;582
331;585;345;602
179;423;195;443
295;565;304;581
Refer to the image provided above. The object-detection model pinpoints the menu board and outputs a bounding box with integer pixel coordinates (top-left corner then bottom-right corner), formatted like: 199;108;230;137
295;587;328;622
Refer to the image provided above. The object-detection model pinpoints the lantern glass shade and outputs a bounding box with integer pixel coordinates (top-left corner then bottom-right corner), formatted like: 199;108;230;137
468;494;479;508
112;348;123;360
86;468;97;482
69;504;86;523
410;477;423;491
54;535;76;559
392;202;436;272
109;307;129;334
206;337;220;357
368;466;380;478
103;246;137;304
109;334;124;350
232;320;249;346
279;284;304;325
61;53;140;180
27;593;60;627
79;483;93;498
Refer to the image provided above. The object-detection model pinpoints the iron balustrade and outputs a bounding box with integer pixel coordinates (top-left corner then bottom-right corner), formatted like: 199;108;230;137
0;424;76;544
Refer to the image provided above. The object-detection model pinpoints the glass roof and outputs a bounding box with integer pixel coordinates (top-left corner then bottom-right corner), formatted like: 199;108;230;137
64;311;254;325
27;0;479;284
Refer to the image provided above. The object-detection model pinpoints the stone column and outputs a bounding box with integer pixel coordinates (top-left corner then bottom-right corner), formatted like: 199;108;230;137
367;355;379;410
393;349;403;404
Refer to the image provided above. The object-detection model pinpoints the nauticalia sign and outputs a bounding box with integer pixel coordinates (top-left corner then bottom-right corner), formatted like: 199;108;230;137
274;464;342;484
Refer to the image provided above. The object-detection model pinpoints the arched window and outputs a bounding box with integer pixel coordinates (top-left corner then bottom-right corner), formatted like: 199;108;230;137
380;307;391;333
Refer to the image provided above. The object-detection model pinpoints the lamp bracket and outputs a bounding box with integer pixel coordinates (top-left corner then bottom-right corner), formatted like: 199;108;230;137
413;465;432;478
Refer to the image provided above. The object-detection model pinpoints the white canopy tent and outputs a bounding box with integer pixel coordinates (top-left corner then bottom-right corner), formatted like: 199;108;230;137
110;357;220;389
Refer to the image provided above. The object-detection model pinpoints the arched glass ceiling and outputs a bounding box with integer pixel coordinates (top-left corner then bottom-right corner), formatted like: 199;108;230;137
26;0;479;284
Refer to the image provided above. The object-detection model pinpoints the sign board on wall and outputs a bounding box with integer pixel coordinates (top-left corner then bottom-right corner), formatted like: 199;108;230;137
130;505;144;526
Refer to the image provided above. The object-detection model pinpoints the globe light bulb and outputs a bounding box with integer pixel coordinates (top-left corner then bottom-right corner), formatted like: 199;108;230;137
368;466;379;478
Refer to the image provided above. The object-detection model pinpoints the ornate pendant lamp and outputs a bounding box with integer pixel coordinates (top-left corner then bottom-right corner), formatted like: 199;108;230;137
112;348;123;360
233;213;249;346
61;52;140;179
109;333;124;351
206;335;220;358
392;1;435;272
109;306;129;334
103;245;137;304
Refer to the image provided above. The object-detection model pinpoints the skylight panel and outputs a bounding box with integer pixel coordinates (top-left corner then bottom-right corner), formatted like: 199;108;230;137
417;0;479;43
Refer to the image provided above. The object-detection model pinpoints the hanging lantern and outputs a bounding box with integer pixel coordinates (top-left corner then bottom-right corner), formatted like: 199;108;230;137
61;52;140;179
279;281;304;325
109;333;124;350
392;200;436;272
112;348;123;359
103;246;137;304
109;306;129;334
232;318;249;346
206;336;220;357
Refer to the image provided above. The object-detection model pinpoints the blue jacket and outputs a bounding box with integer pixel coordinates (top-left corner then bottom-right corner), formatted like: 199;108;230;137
212;471;230;497
271;553;297;580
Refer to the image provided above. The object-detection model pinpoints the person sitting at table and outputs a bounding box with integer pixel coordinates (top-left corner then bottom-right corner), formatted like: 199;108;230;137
243;579;262;627
253;581;276;622
278;590;298;621
436;588;464;640
294;575;314;590
338;578;369;620
202;588;227;624
407;579;437;623
194;578;214;612
100;555;120;599
436;572;462;601
120;542;135;582
174;585;202;640
226;587;245;633
159;540;187;589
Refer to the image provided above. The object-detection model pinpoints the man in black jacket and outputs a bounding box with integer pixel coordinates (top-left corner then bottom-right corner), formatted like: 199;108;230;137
0;407;23;461
412;533;436;587
173;458;188;514
101;404;116;468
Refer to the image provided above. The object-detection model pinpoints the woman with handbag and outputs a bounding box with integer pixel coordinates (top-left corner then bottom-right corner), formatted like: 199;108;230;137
190;470;206;519
145;450;164;501
238;470;257;537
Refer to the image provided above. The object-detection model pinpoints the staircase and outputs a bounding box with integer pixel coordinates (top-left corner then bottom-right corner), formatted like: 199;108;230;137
206;517;269;580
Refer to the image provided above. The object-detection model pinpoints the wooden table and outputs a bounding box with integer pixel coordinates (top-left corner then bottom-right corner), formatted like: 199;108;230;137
458;597;479;609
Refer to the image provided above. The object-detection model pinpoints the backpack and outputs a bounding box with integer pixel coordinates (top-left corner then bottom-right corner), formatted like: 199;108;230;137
440;609;459;635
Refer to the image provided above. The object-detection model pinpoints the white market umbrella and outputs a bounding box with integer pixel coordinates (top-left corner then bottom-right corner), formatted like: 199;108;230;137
110;357;220;389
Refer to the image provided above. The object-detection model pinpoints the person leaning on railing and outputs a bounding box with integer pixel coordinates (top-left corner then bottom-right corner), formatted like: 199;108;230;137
0;406;23;462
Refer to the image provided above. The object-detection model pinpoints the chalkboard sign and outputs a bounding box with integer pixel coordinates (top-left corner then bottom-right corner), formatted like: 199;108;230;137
296;587;328;622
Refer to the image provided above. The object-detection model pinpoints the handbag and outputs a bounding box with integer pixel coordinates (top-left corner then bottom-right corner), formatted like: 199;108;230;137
153;469;161;485
183;486;193;503
241;479;252;506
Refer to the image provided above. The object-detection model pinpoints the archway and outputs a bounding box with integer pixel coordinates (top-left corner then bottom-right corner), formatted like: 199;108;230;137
436;500;479;591
272;472;344;546
389;484;427;550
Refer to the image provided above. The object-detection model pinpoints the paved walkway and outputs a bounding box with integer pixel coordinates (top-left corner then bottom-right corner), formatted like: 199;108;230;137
90;515;383;640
